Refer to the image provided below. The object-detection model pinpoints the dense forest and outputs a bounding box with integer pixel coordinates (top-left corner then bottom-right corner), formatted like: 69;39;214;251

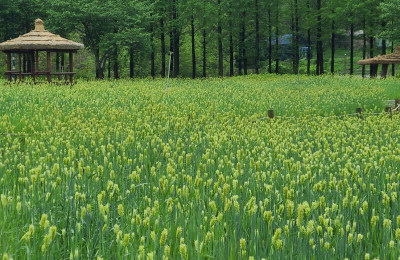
0;0;400;79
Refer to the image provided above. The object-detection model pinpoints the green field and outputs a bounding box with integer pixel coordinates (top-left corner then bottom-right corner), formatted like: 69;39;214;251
1;75;400;259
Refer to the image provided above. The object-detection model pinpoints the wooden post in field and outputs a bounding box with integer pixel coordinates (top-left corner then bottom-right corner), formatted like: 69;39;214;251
356;108;362;119
268;110;274;119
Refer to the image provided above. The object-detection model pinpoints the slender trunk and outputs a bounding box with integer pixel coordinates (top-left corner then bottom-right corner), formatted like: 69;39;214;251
202;28;207;77
316;0;323;75
113;46;119;79
255;0;260;74
382;21;387;55
350;22;354;75
369;37;374;58
218;0;223;77
392;42;395;76
191;14;196;79
238;30;243;75
160;18;166;78
150;21;155;78
172;0;180;77
293;0;299;74
275;2;279;74
331;15;335;74
95;49;104;79
170;31;174;75
362;21;366;77
129;48;134;78
268;8;272;74
229;23;234;76
108;58;111;79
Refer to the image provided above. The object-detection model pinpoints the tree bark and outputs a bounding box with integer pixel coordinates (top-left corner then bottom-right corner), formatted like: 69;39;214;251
113;46;119;79
316;0;323;75
350;22;354;75
218;0;223;77
275;2;279;74
191;14;196;79
255;0;260;74
160;18;166;78
369;37;374;58
172;0;180;77
95;49;104;79
202;28;207;77
331;15;335;74
268;8;272;74
150;21;155;78
129;48;134;78
362;20;366;77
293;0;299;74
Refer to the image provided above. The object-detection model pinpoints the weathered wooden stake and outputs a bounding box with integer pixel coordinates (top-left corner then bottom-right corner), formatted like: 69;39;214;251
268;110;274;119
356;108;362;119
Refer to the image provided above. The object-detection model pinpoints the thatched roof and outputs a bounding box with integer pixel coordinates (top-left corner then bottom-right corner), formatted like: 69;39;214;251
0;19;84;51
357;47;400;65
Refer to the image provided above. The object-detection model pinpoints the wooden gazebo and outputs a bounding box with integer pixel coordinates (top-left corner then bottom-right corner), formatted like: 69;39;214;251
0;18;84;84
357;47;400;78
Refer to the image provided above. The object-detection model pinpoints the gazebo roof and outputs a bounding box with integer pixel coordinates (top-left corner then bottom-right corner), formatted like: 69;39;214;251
357;47;400;65
0;19;84;51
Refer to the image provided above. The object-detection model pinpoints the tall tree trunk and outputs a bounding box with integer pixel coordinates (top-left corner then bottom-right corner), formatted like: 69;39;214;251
218;0;223;77
316;0;323;75
129;48;134;78
95;49;104;79
362;22;366;77
108;58;111;79
350;22;354;75
113;46;119;79
202;28;207;77
392;42;395;76
238;30;243;75
293;0;299;74
255;0;260;74
191;14;196;79
306;0;311;75
160;18;166;78
382;21;387;55
275;2;279;74
170;31;174;75
229;23;234;76
331;15;335;74
268;8;272;74
369;37;374;58
172;0;180;77
150;20;155;78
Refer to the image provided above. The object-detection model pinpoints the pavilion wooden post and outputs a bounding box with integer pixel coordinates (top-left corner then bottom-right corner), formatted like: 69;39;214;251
35;50;39;72
46;51;51;82
18;53;22;81
69;51;73;83
6;52;11;82
381;64;389;78
31;51;35;82
370;64;378;78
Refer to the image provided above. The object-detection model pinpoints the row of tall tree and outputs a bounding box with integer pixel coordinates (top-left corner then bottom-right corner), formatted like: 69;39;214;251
1;0;400;78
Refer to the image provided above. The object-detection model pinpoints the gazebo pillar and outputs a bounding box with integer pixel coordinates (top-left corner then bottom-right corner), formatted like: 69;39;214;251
69;51;74;83
46;51;51;82
18;53;22;81
381;64;389;78
6;52;11;81
370;64;378;78
31;51;35;82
